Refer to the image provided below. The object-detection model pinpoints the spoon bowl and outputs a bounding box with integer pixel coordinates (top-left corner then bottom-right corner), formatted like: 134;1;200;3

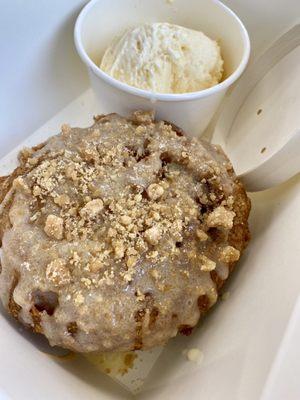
212;25;300;192
239;129;300;192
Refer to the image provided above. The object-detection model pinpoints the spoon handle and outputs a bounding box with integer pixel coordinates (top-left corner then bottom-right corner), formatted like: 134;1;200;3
238;130;300;192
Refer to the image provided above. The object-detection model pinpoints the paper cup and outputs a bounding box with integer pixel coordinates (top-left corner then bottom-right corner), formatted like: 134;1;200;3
74;0;250;137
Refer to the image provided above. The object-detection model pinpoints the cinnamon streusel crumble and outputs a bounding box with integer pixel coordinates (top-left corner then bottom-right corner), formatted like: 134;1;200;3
0;111;250;352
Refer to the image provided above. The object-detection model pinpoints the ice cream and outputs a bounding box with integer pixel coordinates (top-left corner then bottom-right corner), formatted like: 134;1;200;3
100;23;224;94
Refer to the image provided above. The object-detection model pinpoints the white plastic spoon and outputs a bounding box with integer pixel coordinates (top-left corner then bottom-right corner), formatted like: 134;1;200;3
212;25;300;192
238;129;300;191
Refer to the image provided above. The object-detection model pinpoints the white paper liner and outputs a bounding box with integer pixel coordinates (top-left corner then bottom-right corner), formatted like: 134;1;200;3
1;87;299;397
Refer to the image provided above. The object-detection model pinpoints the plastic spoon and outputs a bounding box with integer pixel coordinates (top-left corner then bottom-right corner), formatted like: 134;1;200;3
212;25;300;192
238;129;300;191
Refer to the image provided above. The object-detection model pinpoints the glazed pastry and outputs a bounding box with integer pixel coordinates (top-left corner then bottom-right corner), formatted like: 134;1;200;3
0;111;250;352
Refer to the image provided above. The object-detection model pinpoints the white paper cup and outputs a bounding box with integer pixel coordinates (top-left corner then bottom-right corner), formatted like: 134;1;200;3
74;0;250;137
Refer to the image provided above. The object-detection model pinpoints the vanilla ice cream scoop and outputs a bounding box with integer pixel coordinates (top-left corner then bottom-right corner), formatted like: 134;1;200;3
100;23;224;94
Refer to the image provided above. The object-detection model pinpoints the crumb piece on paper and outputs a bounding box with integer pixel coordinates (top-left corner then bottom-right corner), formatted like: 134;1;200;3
182;348;204;364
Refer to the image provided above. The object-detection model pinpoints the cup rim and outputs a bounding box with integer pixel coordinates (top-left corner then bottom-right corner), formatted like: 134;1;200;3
74;0;251;102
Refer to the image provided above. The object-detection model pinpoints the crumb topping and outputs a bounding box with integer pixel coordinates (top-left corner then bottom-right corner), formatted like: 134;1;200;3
46;259;71;287
200;255;216;272
44;214;64;240
147;183;164;200
196;229;208;242
218;246;240;263
19;113;238;289
0;111;250;352
206;206;235;229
